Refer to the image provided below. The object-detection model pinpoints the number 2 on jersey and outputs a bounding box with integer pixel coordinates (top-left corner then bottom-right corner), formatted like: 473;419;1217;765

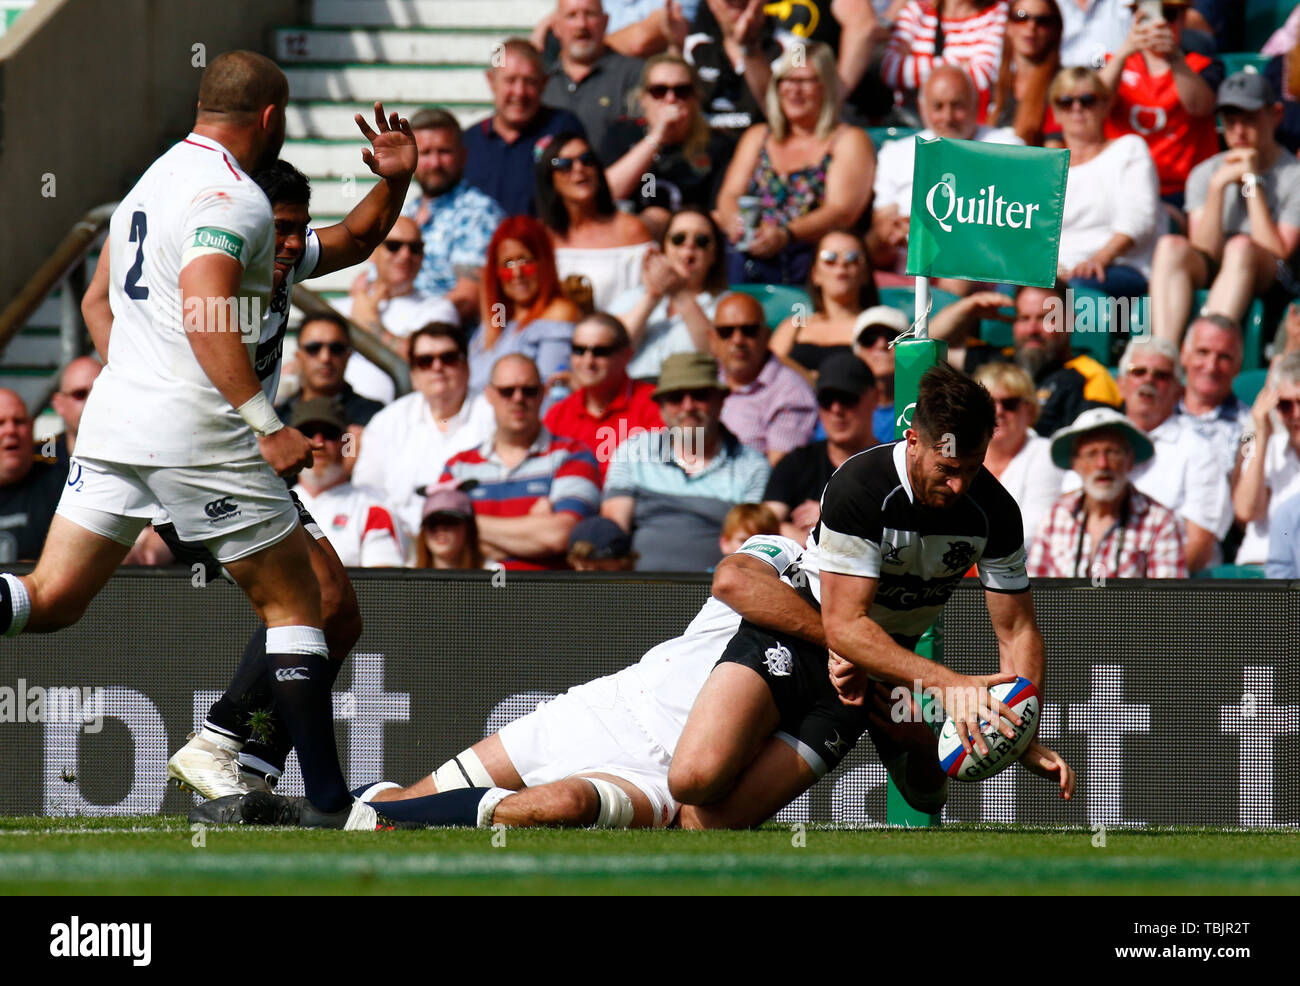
124;210;149;300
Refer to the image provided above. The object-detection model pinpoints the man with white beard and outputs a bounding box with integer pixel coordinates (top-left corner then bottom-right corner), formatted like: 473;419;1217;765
1027;408;1187;578
289;399;405;567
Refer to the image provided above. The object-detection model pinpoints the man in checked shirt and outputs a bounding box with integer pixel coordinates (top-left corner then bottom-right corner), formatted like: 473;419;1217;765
1028;408;1188;579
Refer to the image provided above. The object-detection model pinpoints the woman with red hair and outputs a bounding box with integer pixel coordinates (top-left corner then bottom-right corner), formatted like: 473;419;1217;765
471;215;581;396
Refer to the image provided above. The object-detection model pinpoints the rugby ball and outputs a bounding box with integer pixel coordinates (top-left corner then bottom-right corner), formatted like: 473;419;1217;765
936;677;1040;781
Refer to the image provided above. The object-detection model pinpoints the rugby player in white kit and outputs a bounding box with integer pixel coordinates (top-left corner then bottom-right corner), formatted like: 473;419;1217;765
0;52;406;829
207;534;820;830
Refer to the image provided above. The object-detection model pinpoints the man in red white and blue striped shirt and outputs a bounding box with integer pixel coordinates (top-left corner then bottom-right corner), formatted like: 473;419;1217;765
441;355;602;570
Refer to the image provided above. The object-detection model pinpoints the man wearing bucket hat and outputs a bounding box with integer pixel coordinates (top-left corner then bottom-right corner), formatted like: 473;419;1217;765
1028;407;1187;578
290;399;405;568
602;351;769;571
1149;68;1300;345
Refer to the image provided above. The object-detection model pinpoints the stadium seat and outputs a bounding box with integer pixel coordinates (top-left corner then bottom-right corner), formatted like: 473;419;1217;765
729;283;813;329
866;126;919;150
1192;291;1265;370
1218;52;1271;77
1194;563;1267;579
1068;285;1120;367
1232;367;1269;405
1244;0;1295;51
878;285;961;327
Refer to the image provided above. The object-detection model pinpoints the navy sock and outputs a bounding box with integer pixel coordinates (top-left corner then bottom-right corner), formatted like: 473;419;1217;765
369;788;493;827
206;627;270;741
268;649;349;813
242;658;343;775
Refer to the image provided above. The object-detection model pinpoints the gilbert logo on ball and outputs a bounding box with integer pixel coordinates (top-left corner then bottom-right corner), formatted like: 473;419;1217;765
936;677;1040;781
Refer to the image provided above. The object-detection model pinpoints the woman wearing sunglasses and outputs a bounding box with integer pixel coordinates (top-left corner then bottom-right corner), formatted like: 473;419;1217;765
713;42;875;287
973;362;1064;543
472;216;582;397
987;0;1063;145
770;230;880;387
1096;1;1218;214
610;208;728;381
537;131;654;313
1052;67;1161;298
605;55;735;240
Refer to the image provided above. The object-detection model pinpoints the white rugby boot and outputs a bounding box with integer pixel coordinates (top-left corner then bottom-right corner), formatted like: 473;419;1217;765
167;728;249;799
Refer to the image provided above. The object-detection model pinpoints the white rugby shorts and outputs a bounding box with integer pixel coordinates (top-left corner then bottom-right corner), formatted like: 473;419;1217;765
57;455;299;563
497;669;678;828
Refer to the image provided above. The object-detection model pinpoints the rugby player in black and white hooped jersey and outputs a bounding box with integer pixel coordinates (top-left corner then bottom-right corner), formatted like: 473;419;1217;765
80;145;417;803
669;362;1075;828
29;52;417;829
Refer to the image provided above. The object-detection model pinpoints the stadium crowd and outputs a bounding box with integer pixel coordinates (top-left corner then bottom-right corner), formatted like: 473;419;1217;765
14;0;1300;579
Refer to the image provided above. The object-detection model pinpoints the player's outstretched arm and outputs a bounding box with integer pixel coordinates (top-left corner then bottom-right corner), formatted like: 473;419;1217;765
82;236;113;361
711;552;825;646
179;255;316;476
311;103;417;277
984;587;1045;694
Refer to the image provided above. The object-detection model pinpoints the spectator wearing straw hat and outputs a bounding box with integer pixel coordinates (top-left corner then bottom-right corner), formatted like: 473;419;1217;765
1028;407;1186;578
603;351;769;571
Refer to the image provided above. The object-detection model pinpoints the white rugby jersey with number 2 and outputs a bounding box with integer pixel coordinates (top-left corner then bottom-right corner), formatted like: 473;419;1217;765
77;133;276;467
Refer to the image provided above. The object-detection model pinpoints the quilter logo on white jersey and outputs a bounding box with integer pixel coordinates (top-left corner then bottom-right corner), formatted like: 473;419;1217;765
49;916;151;966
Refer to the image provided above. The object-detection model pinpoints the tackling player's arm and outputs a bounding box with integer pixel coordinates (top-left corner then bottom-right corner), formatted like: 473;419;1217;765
310;103;417;277
178;254;315;476
710;552;825;647
82;236;113;361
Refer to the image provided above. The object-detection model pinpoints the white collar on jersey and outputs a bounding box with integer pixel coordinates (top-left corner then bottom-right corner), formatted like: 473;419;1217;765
892;440;915;503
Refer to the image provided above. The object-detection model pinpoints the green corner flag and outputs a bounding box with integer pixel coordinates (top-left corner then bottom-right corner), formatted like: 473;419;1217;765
905;137;1069;288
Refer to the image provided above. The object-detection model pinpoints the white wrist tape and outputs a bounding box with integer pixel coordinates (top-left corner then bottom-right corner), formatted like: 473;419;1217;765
236;391;284;437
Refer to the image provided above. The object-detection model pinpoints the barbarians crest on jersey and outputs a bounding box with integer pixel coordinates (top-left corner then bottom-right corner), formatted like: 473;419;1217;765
762;643;793;677
942;539;977;572
270;277;290;314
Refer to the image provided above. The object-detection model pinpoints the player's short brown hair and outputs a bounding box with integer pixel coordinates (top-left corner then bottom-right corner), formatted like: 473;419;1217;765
197;51;288;117
912;362;995;455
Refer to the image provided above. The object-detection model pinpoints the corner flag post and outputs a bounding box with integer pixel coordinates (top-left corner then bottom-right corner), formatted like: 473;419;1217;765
884;135;1069;827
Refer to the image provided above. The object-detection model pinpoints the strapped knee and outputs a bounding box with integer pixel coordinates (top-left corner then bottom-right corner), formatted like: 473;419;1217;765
583;777;635;829
432;748;495;791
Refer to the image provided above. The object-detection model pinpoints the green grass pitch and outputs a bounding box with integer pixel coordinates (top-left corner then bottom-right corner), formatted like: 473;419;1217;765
1;817;1298;895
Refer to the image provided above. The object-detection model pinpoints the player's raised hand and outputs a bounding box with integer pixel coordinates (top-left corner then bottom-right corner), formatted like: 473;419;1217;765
355;102;416;181
258;425;316;479
1019;740;1075;799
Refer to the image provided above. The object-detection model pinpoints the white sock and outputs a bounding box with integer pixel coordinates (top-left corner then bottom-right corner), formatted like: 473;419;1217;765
344;799;378;831
2;573;30;637
355;781;401;802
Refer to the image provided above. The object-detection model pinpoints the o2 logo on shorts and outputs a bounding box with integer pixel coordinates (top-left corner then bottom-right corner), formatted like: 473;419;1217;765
65;461;84;493
204;496;240;523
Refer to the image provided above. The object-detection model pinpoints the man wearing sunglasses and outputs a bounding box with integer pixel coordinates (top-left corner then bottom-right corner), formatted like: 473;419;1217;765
1057;337;1230;573
763;352;878;544
353;324;496;540
277;315;384;454
712;292;817;465
543;313;664;480
441;354;602;570
333;216;459;405
47;356;103;467
603;351;770;571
